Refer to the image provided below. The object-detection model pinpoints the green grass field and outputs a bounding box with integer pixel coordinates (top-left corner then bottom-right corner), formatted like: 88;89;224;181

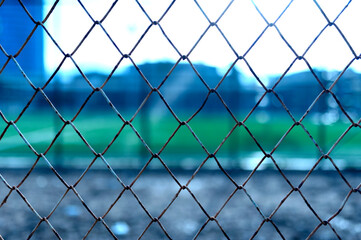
1;111;360;169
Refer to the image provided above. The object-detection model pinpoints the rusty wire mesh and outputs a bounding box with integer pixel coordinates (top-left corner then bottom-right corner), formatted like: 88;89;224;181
0;0;361;239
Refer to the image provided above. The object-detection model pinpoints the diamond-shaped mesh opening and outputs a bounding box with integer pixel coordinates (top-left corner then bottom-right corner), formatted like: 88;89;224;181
13;93;62;154
244;169;293;216
138;61;175;88
43;0;93;54
17;165;68;217
42;59;94;120
158;62;209;118
104;190;150;239
74;169;124;217
188;93;235;153
245;93;295;153
130;92;179;154
102;62;151;120
47;189;97;238
130;24;180;65
101;0;150;55
72;26;122;79
189;63;221;89
217;0;267;55
44;124;96;170
272;192;321;239
216;189;264;240
159;189;208;239
189;26;236;70
72;91;122;153
0;191;41;239
160;0;208;55
272;61;324;119
245;26;296;77
273;125;323;170
305;26;355;72
158;124;208;171
2;0;361;239
186;169;236;216
0;60;35;119
215;125;265;170
300;170;352;220
130;164;181;217
301;95;352;156
102;122;151;159
217;61;263;119
331;192;361;239
276;0;327;55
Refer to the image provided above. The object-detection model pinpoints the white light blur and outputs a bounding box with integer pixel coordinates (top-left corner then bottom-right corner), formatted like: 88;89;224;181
43;0;361;78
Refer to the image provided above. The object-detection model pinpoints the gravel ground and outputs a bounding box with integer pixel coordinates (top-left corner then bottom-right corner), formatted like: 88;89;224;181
0;168;360;240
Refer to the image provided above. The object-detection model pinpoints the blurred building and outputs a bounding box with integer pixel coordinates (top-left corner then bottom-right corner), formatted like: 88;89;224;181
0;0;44;114
0;0;43;79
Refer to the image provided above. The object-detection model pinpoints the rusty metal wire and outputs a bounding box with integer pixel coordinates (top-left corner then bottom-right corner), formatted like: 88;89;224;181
0;0;361;239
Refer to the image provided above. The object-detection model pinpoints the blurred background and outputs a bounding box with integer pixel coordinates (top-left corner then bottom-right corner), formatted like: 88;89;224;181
1;1;361;239
1;0;361;171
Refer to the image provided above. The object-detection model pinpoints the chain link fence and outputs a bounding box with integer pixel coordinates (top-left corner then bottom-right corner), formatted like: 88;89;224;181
1;0;361;239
